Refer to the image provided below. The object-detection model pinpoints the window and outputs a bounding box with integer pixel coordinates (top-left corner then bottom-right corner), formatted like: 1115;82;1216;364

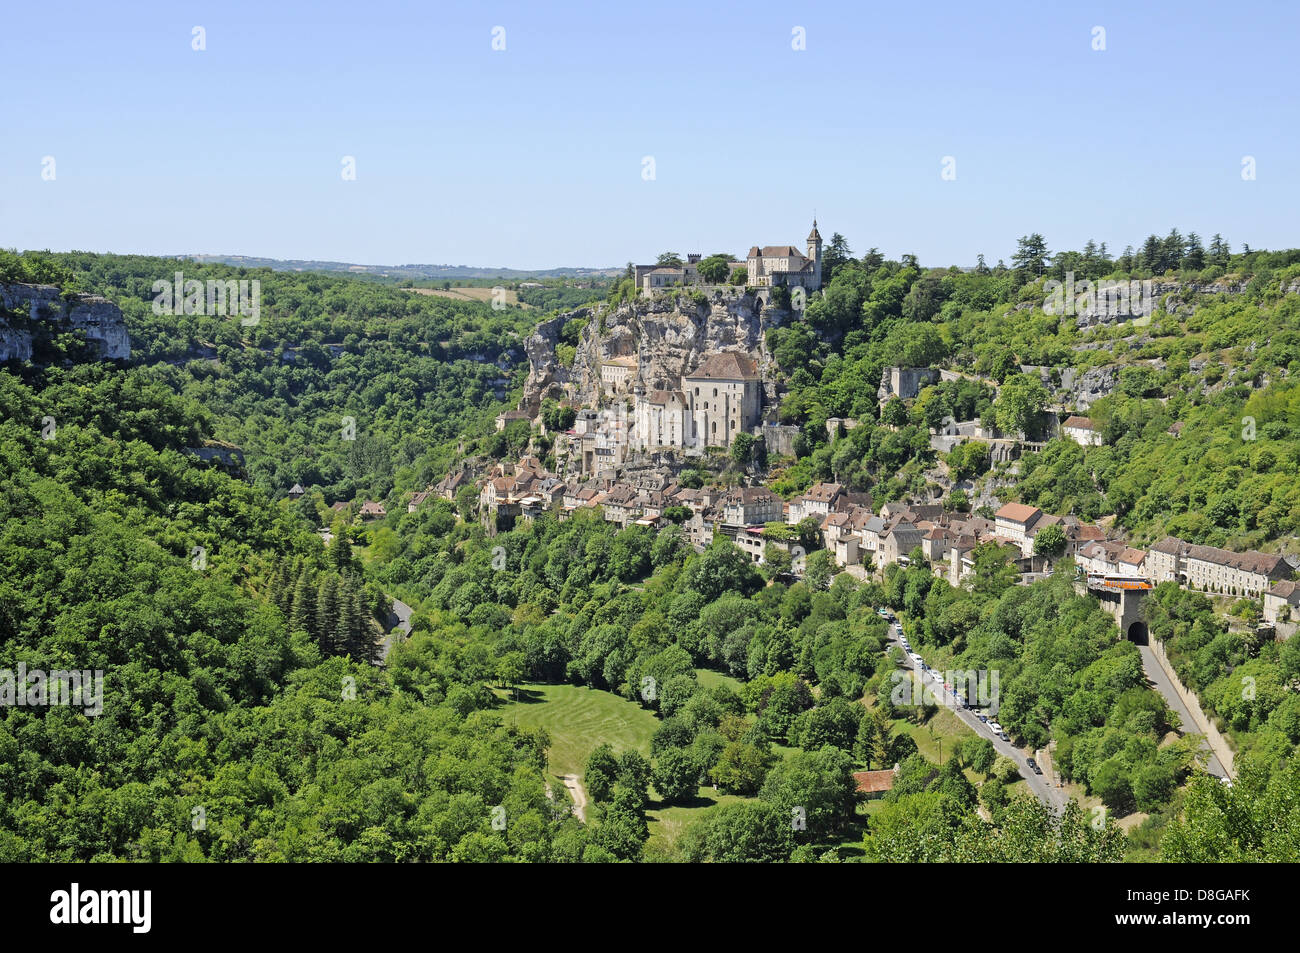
713;388;718;397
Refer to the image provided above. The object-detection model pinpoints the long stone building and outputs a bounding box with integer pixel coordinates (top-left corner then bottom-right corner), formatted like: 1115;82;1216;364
1146;536;1292;596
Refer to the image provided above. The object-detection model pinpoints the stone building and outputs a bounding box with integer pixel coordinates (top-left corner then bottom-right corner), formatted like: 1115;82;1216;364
630;350;762;451
1146;537;1291;596
746;221;823;290
631;389;690;449
720;486;783;527
1263;580;1300;624
631;253;746;296
683;351;762;448
1061;415;1103;446
994;502;1044;557
600;356;637;393
878;366;940;403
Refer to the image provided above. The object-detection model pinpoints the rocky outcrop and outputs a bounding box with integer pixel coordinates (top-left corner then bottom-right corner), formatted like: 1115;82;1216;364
521;310;583;413
1067;365;1121;410
522;290;768;411
0;283;130;361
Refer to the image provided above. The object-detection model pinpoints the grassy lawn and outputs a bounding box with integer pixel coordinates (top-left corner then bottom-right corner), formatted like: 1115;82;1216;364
496;682;659;783
646;787;750;856
894;706;979;777
496;676;808;855
696;668;742;693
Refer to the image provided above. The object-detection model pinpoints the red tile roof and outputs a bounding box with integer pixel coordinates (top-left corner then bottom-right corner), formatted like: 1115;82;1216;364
853;770;897;794
995;502;1041;525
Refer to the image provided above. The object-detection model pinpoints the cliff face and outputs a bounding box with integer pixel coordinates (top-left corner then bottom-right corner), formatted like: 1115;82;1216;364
0;283;130;361
523;289;777;412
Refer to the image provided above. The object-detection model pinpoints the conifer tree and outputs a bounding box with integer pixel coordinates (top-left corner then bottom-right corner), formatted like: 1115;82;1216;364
315;574;341;656
288;567;317;641
329;527;353;574
335;576;366;660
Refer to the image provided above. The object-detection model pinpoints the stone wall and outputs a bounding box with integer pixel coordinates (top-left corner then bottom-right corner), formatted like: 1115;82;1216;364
761;423;800;457
1148;637;1237;779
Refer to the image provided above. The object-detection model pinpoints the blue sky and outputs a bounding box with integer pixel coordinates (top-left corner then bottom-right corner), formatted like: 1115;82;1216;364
3;0;1297;269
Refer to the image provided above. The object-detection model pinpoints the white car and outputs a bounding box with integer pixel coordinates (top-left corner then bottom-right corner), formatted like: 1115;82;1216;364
987;721;1003;734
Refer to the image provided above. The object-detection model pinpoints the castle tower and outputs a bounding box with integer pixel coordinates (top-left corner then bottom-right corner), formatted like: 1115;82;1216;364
807;219;823;289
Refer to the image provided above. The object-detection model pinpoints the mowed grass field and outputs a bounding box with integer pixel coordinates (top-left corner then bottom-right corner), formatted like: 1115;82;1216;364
405;286;529;308
496;672;787;855
497;682;658;781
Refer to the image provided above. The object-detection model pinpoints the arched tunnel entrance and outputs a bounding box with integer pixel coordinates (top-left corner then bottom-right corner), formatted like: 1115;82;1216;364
1127;621;1149;645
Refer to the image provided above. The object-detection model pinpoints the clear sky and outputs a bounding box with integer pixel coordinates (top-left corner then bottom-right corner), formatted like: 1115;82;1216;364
3;0;1297;270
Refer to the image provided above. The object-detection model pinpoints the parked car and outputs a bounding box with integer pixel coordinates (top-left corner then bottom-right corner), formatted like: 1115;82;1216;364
976;713;987;723
987;721;1002;734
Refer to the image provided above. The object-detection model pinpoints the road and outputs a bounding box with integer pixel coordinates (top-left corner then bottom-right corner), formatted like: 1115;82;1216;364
377;596;413;664
884;617;1067;812
1137;643;1227;777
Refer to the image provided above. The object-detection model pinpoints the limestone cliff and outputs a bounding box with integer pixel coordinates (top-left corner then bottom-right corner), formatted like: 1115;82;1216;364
0;283;130;361
522;289;782;413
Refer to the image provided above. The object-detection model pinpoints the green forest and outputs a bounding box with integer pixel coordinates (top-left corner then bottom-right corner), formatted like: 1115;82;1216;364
2;241;1299;861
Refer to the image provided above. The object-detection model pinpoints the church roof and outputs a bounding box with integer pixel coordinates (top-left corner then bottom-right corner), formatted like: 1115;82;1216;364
747;244;809;260
685;351;760;381
808;220;821;242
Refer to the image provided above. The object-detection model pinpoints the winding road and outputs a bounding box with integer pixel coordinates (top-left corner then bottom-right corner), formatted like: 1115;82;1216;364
1137;643;1227;777
886;619;1067;812
377;596;413;664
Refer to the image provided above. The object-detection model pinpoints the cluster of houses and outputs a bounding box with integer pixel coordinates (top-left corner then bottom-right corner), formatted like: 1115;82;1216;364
474;455;789;549
818;496;1111;583
1005;503;1298;623
313;450;1299;629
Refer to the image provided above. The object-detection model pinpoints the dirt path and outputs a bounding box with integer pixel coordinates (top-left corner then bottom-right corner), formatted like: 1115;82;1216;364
561;774;587;823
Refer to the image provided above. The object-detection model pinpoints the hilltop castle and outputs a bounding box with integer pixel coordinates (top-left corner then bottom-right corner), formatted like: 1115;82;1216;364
746;220;823;290
630;221;824;296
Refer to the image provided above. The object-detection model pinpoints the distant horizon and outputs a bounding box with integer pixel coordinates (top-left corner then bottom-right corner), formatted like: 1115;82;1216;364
6;0;1297;270
16;227;1291;281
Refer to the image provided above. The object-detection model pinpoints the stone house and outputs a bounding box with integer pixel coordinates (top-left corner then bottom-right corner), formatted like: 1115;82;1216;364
994;502;1044;558
1146;537;1291;596
1263;580;1300;624
1061;415;1103;446
720;486;783;527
